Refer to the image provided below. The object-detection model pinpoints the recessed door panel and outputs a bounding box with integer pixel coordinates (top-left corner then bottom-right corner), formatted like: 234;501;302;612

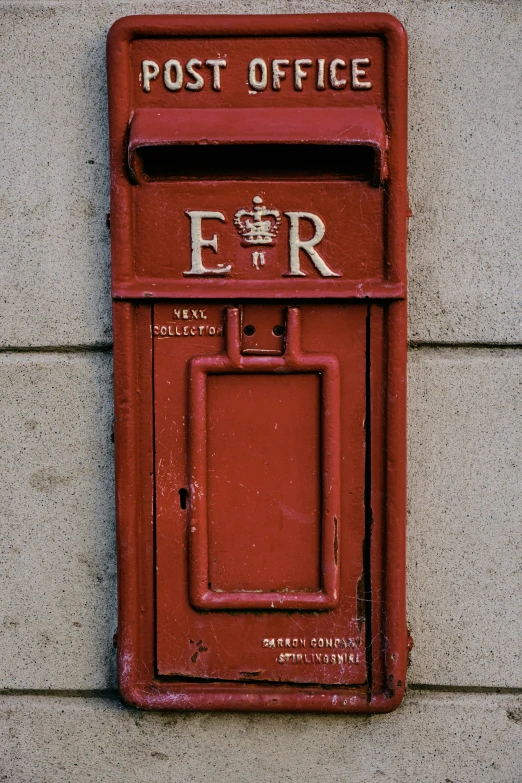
207;372;322;594
154;302;368;685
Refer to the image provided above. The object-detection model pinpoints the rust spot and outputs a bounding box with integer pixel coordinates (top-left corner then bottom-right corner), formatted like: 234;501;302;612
239;670;262;677
190;652;198;663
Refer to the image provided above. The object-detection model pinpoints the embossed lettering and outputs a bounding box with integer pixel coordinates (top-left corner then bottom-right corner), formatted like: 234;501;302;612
185;58;204;91
351;57;372;90
142;56;372;93
184;211;231;276
164;59;183;91
141;60;159;92
248;58;268;91
284;211;340;277
205;59;227;90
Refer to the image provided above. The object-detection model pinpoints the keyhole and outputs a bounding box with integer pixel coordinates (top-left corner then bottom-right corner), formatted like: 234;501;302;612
179;488;188;509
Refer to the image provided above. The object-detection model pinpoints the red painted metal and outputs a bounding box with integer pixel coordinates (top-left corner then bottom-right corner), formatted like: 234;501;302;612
108;12;408;712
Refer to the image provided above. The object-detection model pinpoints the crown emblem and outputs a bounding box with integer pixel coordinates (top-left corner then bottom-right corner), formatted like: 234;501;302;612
234;196;281;246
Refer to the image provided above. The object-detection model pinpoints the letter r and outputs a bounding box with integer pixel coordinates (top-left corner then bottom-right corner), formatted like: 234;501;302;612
284;211;340;277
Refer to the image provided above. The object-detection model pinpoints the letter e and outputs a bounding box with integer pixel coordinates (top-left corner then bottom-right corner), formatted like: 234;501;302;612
351;58;372;90
184;211;231;276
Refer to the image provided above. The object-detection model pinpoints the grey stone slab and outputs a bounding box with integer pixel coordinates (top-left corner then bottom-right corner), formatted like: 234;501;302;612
404;1;522;343
0;1;520;346
0;692;521;782
0;5;113;348
407;348;522;686
0;353;116;689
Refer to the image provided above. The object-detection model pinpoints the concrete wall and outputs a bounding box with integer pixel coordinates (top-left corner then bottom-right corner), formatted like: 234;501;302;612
0;1;520;780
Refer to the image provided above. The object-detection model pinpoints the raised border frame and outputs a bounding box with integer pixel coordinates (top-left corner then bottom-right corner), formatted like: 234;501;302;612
188;307;341;610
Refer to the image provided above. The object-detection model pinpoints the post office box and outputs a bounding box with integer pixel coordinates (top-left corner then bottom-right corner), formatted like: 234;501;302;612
108;12;408;712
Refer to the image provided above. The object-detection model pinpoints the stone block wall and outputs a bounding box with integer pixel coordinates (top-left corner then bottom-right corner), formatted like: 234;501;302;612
0;2;520;780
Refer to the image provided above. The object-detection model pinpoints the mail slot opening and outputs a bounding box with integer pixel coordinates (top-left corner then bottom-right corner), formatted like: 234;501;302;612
135;143;376;181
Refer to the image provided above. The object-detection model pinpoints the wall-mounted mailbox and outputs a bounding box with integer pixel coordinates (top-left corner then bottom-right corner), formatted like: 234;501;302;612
108;12;408;712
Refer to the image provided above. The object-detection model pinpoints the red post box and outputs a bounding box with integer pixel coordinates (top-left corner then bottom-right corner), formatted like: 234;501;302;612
107;12;408;712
